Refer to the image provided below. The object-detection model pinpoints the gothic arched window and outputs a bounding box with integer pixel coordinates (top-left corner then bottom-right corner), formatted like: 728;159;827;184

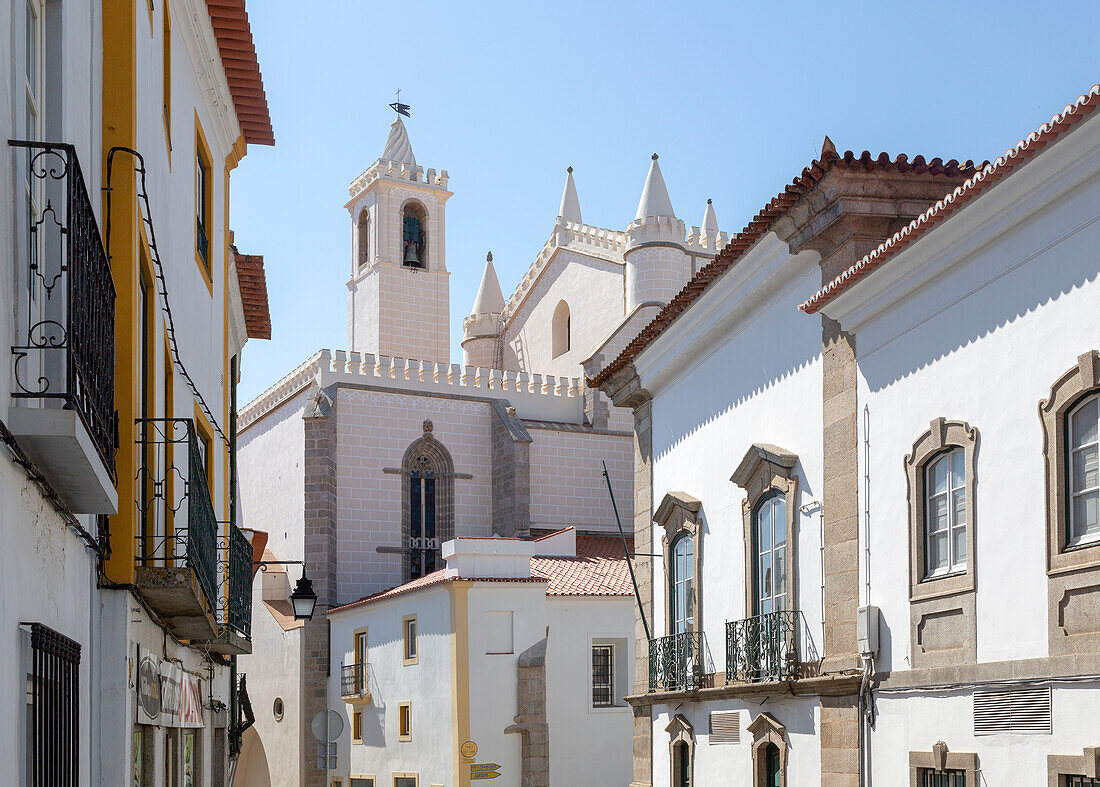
357;209;370;269
401;201;427;269
400;421;454;580
552;300;570;358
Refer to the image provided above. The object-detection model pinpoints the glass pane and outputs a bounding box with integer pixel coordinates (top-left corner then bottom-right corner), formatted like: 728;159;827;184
953;487;966;526
760;553;772;599
1073;491;1099;540
1071;397;1098;448
928;532;948;573
930;455;948;495
684;578;694;622
773;499;786;546
1073;445;1099;493
951;448;964;488
928;493;948;534
952;525;966;566
758;504;772;551
775;546;786;591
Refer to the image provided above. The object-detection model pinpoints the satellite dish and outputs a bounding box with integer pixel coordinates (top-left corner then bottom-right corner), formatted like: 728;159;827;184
310;710;344;742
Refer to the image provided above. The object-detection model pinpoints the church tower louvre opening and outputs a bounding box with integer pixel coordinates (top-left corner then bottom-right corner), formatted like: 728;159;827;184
345;112;452;364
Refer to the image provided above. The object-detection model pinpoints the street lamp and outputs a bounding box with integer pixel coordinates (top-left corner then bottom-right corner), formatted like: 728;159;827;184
289;571;318;621
254;560;319;621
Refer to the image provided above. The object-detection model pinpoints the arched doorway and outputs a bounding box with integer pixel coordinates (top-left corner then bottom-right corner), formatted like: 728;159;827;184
234;727;272;787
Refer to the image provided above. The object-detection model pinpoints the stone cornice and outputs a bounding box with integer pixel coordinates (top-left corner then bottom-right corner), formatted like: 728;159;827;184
625;672;862;707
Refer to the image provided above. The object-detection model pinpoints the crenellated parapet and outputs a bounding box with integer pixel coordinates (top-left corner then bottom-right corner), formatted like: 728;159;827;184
503;220;625;323
347;158;450;201
624;214;687;252
239;349;586;432
686;226;730;253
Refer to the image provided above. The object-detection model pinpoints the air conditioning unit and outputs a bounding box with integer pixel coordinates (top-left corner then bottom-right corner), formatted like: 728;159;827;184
857;605;880;656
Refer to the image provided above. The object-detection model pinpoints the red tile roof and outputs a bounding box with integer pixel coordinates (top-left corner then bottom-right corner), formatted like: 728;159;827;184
232;248;271;340
802;84;1100;314
327;535;635;614
587;149;981;388
533;535;634;597
205;1;274;146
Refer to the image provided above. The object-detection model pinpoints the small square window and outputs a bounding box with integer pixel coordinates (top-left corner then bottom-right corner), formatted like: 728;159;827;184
920;769;966;787
350;777;376;787
402;616;417;665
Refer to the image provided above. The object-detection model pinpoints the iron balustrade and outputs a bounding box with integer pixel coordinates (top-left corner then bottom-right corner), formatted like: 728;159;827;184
341;662;369;698
9;140;117;479
649;631;704;692
216;521;253;638
725;610;799;684
135;418;218;612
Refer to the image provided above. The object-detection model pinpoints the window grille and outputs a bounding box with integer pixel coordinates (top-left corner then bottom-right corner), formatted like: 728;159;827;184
592;645;614;707
27;623;81;786
921;769;966;787
350;778;375;787
1066;777;1100;787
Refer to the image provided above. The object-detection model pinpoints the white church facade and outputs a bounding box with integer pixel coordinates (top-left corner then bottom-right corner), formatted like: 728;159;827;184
234;113;730;786
592;83;1100;787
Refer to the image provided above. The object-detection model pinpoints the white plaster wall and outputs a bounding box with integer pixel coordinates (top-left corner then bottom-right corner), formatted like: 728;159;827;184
504;249;625;380
645;266;826;668
651;697;822;787
335;389;494;603
545;595;635;787
872;684;1100;785
527;426;634;534
625;245;691;313
378;264;450;364
328;585;455;786
238;389;308;562
466;582;549;786
852;170;1100;670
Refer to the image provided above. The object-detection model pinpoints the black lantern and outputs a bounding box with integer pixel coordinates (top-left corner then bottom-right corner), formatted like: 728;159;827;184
289;571;318;621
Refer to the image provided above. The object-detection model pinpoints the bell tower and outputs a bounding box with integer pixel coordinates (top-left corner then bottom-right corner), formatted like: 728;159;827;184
346;112;453;363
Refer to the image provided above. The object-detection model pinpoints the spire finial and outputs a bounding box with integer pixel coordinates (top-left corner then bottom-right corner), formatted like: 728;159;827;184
389;88;411;118
486;251;493;263
567;166;573;173
820;135;837;158
652;153;659;161
707;198;712;204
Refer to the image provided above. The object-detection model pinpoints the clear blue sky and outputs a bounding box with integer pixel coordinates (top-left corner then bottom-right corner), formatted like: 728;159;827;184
230;0;1099;403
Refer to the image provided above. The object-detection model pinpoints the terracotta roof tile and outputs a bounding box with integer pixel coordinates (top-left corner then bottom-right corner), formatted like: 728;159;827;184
205;1;274;146
801;84;1100;314
588;150;982;388
232;247;271;339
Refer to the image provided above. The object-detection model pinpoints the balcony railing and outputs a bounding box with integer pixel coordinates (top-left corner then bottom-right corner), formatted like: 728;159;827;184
649;631;704;693
726;610;799;684
341;663;369;700
217;521;253;639
8;140;116;485
135;418;218;615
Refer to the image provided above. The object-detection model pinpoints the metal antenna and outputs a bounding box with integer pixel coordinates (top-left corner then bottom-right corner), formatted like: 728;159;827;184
389;88;411;118
602;460;652;642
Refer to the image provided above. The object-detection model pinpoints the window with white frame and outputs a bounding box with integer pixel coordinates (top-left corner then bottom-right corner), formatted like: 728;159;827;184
1068;394;1099;547
592;644;614;707
753;493;788;615
925;448;967;577
670;532;694;635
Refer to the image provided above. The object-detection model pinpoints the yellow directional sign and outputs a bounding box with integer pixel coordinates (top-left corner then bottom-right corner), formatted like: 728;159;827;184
470;773;500;781
470;763;501;780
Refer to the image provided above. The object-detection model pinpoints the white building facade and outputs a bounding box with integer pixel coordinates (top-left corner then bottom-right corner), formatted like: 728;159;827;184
1;0;274;784
594;83;1100;787
325;529;635;787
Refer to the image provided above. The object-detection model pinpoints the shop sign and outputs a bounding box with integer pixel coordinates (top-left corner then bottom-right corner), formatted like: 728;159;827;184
136;647;162;724
159;661;203;728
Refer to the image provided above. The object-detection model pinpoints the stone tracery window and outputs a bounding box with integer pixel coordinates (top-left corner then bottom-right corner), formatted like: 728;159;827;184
400;420;454;580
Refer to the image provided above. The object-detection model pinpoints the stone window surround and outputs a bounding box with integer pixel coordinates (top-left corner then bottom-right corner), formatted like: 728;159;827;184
1047;746;1100;787
1041;351;1100;575
905;418;980;601
402;615;418;666
908;743;978;787
747;712;788;787
730;444;800;622
1041;351;1100;658
655;492;703;637
904;419;979;670
666;713;695;787
400;197;429;270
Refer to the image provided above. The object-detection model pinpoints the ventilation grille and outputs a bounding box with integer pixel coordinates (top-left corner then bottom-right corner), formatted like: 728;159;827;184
709;710;740;744
973;686;1051;735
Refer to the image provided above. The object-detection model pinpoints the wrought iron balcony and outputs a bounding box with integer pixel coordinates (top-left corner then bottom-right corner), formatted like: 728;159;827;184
133;418;219;640
341;663;371;701
726;610;799;684
649;631;704;693
200;521;255;655
7;140;117;513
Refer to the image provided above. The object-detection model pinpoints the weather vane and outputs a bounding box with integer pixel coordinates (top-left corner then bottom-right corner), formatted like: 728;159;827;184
389;88;411;118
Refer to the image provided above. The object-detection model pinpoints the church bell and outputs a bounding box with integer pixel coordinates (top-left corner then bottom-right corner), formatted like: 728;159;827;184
404;241;420;266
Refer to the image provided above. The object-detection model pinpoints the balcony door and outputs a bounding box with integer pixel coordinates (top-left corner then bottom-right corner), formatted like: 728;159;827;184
753;494;787;616
670;533;694;635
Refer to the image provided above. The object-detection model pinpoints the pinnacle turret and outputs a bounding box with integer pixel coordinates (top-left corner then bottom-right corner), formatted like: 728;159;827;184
558;166;582;224
634;154;676;221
